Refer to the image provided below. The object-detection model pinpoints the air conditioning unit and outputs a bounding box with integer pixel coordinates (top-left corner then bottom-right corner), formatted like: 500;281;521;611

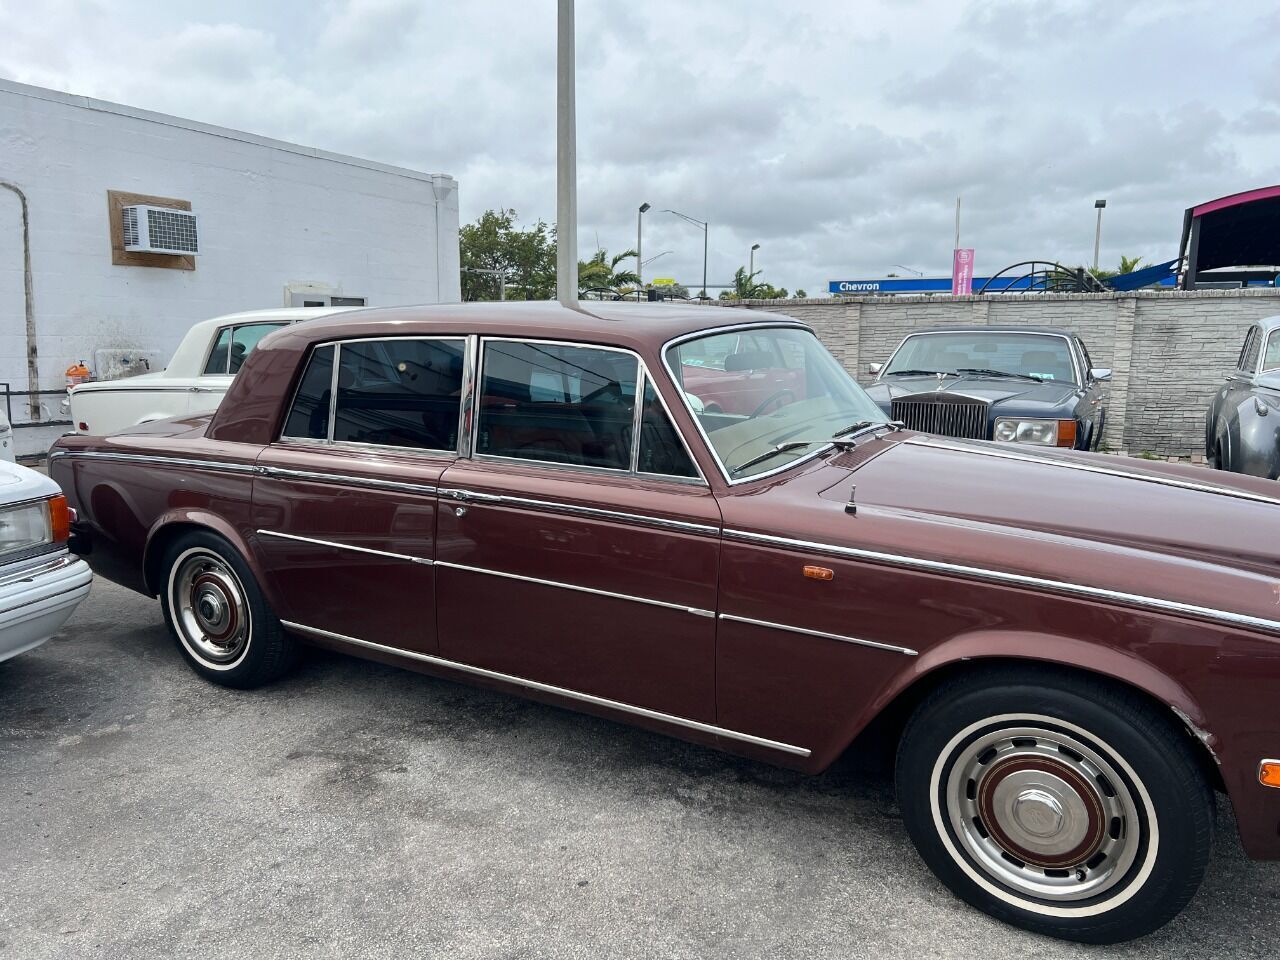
121;205;200;255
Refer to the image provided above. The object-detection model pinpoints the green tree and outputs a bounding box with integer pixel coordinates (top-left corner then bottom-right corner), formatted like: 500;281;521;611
792;289;808;298
459;209;557;301
578;247;640;294
1118;255;1143;274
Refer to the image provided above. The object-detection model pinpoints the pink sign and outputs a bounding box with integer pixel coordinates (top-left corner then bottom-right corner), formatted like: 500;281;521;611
952;248;975;295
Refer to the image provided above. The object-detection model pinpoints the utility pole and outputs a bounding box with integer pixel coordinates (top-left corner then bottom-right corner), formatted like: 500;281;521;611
954;196;961;250
1093;199;1107;271
664;209;709;299
556;0;578;307
750;242;760;278
637;202;650;296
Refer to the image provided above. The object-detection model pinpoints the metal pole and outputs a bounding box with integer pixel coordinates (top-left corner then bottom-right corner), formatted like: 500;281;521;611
0;181;39;420
556;0;578;307
1093;200;1106;271
637;202;649;296
702;223;708;299
954;196;961;250
749;246;755;277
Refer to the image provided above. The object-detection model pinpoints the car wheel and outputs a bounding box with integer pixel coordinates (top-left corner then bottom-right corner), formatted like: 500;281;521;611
160;531;297;688
896;667;1213;944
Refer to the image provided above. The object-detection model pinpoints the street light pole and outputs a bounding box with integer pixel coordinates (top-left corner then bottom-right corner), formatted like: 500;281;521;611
637;202;650;296
556;0;578;307
1093;198;1107;272
664;209;709;299
749;242;760;278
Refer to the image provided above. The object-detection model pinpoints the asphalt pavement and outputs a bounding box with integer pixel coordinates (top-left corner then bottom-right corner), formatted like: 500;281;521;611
1;578;1276;959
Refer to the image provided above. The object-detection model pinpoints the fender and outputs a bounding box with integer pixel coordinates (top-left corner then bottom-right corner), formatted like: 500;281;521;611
143;509;278;609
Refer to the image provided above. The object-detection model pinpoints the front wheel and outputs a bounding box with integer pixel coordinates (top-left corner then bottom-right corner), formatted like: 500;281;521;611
160;530;297;688
896;668;1213;944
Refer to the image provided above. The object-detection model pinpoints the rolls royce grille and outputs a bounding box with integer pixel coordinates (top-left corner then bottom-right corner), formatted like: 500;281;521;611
891;396;989;440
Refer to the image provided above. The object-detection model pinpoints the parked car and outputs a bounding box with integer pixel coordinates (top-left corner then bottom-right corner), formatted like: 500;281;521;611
0;459;91;662
49;303;1280;944
1206;315;1280;479
0;407;14;463
65;307;351;436
864;326;1109;449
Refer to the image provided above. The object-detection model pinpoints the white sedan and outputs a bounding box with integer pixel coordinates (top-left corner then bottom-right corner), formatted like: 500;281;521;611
66;307;350;436
0;460;91;662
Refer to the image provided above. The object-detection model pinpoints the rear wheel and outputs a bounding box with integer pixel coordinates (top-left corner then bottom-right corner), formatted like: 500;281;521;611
160;531;297;688
896;668;1213;944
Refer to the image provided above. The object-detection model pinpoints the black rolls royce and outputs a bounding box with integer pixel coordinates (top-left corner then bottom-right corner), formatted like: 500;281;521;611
863;326;1109;450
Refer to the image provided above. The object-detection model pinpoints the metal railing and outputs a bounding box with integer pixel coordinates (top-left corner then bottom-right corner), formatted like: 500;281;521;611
0;382;73;430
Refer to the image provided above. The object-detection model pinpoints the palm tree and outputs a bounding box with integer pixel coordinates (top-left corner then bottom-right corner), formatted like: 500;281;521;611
1118;255;1143;275
577;248;640;293
718;266;765;300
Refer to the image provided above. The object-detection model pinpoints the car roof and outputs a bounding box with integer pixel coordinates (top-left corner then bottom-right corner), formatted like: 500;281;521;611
268;301;811;355
1250;314;1280;333
907;325;1077;338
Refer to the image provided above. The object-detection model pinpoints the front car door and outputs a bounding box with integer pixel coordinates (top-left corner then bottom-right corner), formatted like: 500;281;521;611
252;334;467;653
434;338;722;723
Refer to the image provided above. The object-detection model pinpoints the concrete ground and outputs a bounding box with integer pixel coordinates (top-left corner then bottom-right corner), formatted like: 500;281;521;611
1;580;1276;959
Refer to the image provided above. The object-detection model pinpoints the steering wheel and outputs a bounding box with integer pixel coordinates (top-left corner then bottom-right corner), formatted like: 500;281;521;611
749;389;795;418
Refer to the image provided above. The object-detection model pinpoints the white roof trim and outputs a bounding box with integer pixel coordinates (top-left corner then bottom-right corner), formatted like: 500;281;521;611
0;78;453;186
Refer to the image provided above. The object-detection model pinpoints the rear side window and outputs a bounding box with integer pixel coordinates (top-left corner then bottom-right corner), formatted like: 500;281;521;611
477;341;637;470
1240;328;1262;374
204;323;288;375
282;345;335;440
333;339;465;451
638;380;698;478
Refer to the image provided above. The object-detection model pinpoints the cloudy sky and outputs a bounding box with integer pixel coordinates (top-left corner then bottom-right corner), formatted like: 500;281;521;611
3;0;1278;294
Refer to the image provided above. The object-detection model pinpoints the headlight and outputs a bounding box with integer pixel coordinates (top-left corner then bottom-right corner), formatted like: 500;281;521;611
993;417;1077;447
0;495;70;560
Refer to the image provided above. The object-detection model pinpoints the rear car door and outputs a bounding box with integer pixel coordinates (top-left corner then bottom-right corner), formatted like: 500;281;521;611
434;338;722;722
252;335;467;653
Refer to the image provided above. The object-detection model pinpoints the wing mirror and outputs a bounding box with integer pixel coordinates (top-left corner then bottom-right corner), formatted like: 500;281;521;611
868;362;883;376
1089;367;1112;382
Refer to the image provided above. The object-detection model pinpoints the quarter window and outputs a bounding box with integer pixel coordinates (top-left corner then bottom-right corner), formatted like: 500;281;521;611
333;339;465;451
1240;328;1262;374
282;345;335;440
477;341;638;470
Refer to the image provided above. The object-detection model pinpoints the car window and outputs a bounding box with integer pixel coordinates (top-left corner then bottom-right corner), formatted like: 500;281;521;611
1240;328;1262;374
1076;338;1093;373
282;345;335;440
638;379;698;478
332;339;465;451
203;323;289;375
883;332;1077;383
477;341;638;470
1263;331;1280;374
203;327;233;375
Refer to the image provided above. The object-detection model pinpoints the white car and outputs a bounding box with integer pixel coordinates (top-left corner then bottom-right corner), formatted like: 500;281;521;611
0;460;91;662
66;307;351;436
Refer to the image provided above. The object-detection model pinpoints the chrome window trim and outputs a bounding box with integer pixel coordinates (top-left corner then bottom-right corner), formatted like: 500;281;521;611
718;613;918;657
438;487;720;536
877;329;1083;386
629;369;646;473
279;618;810;757
257;529;431;565
258;465;438;497
279;342;337;443
458;334;479;458
436;560;715;617
904;434;1280;507
722;527;1280;637
473;335;708;486
47;450;257;474
662;321;865;487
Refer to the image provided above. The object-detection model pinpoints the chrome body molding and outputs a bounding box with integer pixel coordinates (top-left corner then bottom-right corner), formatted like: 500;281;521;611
719;612;918;656
723;528;1280;637
46;450;257;474
258;465;438;497
280;618;810;758
905;434;1280;507
435;560;716;618
256;529;432;565
437;488;721;537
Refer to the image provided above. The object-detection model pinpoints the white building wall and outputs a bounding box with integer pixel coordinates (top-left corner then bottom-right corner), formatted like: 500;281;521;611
0;79;459;452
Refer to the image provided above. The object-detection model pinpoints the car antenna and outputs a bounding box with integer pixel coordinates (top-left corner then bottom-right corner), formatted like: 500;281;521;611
845;484;857;515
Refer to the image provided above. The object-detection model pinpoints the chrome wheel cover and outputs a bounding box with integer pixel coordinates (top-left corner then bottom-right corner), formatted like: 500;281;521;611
168;548;251;668
933;714;1155;914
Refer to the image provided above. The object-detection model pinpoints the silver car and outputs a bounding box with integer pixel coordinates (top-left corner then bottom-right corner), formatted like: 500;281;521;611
1206;314;1280;479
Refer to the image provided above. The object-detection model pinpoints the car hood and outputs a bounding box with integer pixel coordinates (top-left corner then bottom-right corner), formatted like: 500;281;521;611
864;375;1078;413
721;432;1280;636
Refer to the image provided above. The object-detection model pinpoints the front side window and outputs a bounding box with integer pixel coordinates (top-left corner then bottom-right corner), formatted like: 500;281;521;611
638;380;698;478
477;341;637;469
667;327;886;480
333;339;465;450
204;323;288;375
882;332;1077;384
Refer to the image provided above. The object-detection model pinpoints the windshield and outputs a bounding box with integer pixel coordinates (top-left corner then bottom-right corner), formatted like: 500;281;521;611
665;327;887;480
882;332;1077;384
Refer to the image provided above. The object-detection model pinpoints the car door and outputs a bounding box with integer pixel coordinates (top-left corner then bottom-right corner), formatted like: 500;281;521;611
1214;326;1262;465
434;338;722;722
252;334;468;653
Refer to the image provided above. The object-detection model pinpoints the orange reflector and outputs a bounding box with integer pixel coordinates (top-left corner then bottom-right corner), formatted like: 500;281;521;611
1260;760;1280;788
803;565;834;581
78;422;89;432
49;494;71;544
1056;419;1078;448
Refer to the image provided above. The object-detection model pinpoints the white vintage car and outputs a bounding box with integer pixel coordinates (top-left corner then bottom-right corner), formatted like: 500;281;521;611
0;460;91;662
66;307;351;436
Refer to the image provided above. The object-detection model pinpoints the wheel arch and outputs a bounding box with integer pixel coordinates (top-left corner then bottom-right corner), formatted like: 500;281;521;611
143;511;261;598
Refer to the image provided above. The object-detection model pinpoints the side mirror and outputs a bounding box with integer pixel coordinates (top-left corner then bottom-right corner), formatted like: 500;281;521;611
868;362;883;376
1089;367;1112;382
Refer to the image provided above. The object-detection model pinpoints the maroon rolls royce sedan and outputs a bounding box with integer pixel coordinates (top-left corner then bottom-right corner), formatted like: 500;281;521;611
49;303;1280;943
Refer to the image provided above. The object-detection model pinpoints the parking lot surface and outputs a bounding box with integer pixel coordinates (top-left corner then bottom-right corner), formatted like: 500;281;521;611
2;579;1276;959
